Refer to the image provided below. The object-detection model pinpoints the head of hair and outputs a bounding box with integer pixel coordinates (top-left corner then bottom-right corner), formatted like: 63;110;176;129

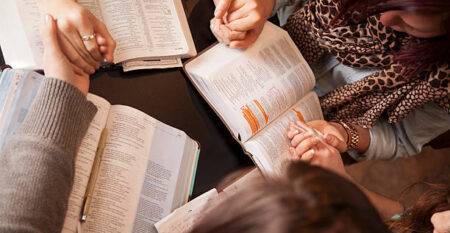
389;182;450;233
332;0;450;78
189;162;389;233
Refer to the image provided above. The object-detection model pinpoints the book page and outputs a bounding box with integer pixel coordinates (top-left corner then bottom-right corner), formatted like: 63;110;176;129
155;168;262;233
81;105;196;233
1;0;100;70
0;70;43;150
131;121;197;232
99;0;190;63
243;92;323;176
185;22;315;142
0;0;43;69
61;94;111;233
155;189;219;233
81;105;157;233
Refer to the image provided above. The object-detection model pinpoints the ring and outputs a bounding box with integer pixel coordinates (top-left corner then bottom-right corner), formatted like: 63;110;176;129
310;149;315;154
81;33;96;41
294;129;300;135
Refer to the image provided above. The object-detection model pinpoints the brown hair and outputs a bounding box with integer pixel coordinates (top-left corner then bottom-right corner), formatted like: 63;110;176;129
189;162;389;233
389;182;450;233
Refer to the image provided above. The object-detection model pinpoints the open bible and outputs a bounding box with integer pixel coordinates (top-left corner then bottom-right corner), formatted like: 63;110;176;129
0;69;200;233
184;22;323;176
0;0;196;71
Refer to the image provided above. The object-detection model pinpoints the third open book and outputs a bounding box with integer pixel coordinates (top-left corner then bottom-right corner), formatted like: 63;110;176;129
184;22;323;176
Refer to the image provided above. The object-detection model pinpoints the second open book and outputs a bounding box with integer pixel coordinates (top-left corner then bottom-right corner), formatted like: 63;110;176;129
184;22;323;176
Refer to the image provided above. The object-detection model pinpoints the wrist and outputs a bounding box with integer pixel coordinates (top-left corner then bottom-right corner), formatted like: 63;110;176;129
330;122;349;144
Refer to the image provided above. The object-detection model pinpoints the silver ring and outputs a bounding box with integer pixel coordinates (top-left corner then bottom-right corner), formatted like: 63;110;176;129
81;33;95;41
310;149;315;154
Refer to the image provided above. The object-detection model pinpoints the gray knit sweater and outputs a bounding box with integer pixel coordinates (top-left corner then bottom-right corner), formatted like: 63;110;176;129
0;78;97;233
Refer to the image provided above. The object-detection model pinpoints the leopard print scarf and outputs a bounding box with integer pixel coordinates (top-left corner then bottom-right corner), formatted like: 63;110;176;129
285;0;449;128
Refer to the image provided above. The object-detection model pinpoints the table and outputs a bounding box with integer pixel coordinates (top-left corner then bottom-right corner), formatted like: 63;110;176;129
0;0;254;198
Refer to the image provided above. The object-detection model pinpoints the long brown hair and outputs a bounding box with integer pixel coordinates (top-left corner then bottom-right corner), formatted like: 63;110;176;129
389;182;450;233
189;162;389;233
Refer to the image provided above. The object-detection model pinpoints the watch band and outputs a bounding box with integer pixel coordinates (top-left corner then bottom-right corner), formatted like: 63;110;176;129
339;121;359;151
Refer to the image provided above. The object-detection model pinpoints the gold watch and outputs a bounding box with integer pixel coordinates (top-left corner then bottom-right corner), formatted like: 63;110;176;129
339;121;359;151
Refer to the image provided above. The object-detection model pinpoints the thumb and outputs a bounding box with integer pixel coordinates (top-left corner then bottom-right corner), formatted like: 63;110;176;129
229;29;259;48
41;14;63;58
324;133;347;152
214;0;232;19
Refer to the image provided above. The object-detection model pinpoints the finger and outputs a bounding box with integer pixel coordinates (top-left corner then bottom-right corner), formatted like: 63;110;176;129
214;0;232;19
291;132;313;147
300;149;315;162
226;3;249;22
210;19;224;43
72;63;86;76
289;147;300;160
58;19;100;69
41;15;63;58
227;0;247;14
74;16;103;62
218;24;233;44
287;128;301;139
227;12;262;31
94;19;116;62
324;133;348;152
58;34;96;74
99;45;108;54
229;30;247;40
80;32;103;62
295;137;318;156
229;29;260;48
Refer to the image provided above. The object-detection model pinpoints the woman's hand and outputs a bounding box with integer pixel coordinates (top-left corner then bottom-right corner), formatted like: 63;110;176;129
431;210;450;233
286;121;350;178
37;0;116;74
212;0;274;48
41;14;89;95
288;120;348;152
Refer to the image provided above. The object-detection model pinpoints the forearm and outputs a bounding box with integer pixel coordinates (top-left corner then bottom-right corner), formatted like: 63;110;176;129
0;78;96;233
352;181;404;220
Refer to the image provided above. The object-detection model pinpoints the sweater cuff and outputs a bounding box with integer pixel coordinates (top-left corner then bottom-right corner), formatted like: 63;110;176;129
18;78;97;152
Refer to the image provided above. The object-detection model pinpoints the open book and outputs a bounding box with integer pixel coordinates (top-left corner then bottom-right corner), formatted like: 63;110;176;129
0;0;196;71
0;69;200;233
184;22;323;176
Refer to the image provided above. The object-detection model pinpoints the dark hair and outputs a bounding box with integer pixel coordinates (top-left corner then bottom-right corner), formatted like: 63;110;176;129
189;162;389;233
333;0;450;78
389;182;450;233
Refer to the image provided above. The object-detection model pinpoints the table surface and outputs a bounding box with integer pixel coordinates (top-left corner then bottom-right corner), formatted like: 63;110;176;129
0;0;254;197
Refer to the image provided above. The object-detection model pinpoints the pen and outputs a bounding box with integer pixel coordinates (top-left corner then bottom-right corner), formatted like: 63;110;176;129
293;121;325;140
80;128;108;222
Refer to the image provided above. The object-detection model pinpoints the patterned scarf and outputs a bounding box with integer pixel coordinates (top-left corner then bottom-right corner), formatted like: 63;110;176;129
285;0;449;128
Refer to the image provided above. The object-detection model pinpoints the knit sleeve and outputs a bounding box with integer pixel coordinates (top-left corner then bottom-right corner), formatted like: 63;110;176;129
0;77;97;233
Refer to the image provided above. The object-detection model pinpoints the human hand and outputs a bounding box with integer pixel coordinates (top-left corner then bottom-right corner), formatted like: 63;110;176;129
300;120;348;152
287;121;350;178
431;210;450;233
41;14;89;95
37;0;116;74
212;0;274;48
